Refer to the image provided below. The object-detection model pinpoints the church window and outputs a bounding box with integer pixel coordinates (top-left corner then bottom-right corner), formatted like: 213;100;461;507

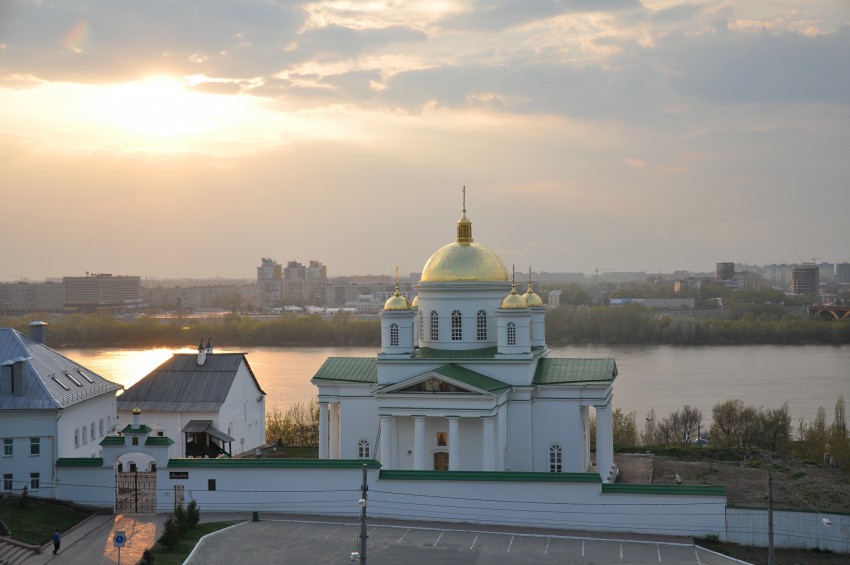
99;419;104;437
419;312;424;338
82;428;87;445
477;310;487;340
451;310;462;341
430;311;439;341
549;444;563;473
90;423;96;442
507;322;516;345
74;430;80;448
358;440;371;458
390;323;399;347
530;321;533;340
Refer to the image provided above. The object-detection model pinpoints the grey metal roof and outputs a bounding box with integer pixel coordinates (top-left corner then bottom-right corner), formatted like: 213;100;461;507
117;353;264;412
0;328;123;410
182;420;235;442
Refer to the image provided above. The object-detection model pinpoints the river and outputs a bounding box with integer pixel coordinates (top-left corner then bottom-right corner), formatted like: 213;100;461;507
60;344;849;424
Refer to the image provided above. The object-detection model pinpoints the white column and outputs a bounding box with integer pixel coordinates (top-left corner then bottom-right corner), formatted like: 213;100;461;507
413;416;426;470
482;417;495;472
318;402;328;459
595;404;614;483
329;403;340;459
380;415;392;470
447;417;460;471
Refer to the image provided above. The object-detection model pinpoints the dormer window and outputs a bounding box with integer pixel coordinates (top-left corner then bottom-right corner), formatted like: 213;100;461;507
65;371;83;387
51;375;71;391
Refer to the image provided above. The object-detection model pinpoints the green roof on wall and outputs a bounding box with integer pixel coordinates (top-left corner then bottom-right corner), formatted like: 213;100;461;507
379;470;601;483
602;484;725;496
167;458;381;469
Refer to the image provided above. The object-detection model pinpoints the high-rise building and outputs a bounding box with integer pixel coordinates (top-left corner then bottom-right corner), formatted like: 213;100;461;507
63;274;141;310
791;264;820;295
257;258;283;311
716;262;735;280
837;262;850;285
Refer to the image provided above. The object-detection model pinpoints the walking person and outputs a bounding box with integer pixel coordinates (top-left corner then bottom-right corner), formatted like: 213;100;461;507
52;529;61;555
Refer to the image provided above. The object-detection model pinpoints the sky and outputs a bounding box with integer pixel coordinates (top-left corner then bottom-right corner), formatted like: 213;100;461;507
1;0;848;281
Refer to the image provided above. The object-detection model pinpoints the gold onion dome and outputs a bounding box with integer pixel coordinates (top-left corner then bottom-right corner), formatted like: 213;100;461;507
420;203;509;282
410;295;419;308
384;289;410;310
500;286;529;309
523;285;543;307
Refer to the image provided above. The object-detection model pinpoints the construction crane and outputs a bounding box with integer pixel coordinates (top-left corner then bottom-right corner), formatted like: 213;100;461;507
595;266;612;284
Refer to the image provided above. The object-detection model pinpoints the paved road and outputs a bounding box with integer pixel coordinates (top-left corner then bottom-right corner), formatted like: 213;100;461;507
187;518;749;565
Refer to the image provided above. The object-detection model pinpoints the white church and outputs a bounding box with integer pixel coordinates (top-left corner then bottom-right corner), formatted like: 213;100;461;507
312;201;619;482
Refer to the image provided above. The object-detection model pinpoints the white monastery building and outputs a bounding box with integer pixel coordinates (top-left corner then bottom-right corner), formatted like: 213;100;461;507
116;341;266;460
0;322;121;498
312;203;619;482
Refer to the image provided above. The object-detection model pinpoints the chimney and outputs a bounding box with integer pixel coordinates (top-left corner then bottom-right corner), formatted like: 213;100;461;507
29;321;47;345
197;339;206;366
132;407;141;429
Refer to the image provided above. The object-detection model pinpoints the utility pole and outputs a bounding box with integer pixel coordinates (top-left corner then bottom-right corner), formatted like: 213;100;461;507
768;472;776;565
359;463;368;563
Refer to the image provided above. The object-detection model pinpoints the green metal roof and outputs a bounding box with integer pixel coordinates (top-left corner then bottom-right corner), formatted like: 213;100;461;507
380;470;601;483
100;436;126;446
311;357;376;383
413;346;498;359
56;458;104;468
167;458;381;469
533;358;617;385
145;436;174;446
121;424;153;434
602;484;725;496
431;365;510;394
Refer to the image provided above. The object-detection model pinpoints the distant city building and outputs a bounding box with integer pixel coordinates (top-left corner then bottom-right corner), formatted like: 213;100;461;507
547;289;561;308
0;281;64;315
143;284;255;312
818;262;835;285
791;264;820;295
257;258;283;311
734;271;765;290
763;264;792;291
282;260;328;305
716;262;735;281
837;262;850;285
63;273;142;311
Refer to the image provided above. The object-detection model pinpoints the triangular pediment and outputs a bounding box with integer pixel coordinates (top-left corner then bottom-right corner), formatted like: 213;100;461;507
378;365;509;396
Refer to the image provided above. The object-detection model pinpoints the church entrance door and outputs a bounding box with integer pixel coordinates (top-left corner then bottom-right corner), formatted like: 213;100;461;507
434;451;449;471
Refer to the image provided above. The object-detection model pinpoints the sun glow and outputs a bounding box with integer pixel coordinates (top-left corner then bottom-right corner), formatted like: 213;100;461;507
91;77;239;137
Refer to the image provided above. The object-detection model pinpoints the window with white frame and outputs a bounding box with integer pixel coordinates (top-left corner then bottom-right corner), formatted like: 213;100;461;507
507;322;516;345
82;428;87;445
3;438;12;457
30;472;40;490
99;419;104;437
30;437;40;456
419;312;424;339
357;440;371;459
476;310;487;340
90;423;95;442
3;474;12;491
430;311;439;341
74;429;80;448
390;323;399;347
451;310;462;340
549;444;563;473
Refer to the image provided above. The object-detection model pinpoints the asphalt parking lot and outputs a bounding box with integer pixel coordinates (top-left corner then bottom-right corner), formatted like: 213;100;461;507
186;519;748;564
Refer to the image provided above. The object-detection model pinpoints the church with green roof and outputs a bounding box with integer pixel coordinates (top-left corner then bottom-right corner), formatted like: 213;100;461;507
312;200;619;482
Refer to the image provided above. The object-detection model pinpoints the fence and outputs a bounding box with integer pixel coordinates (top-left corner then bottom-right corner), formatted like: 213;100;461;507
725;507;850;554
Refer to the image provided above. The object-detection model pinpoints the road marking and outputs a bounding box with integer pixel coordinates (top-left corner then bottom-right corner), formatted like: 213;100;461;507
545;537;550;555
507;536;514;553
694;548;702;565
657;544;662;562
288;524;305;536
470;534;478;550
434;531;445;547
397;529;410;544
582;540;585;557
620;542;623;560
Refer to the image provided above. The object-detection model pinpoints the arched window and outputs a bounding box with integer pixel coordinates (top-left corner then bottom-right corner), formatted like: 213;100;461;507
477;310;487;340
549;444;563;473
82;427;87;445
74;429;80;448
530;321;534;340
451;310;462;341
430;311;439;341
358;440;371;459
419;312;424;338
390;323;399;347
99;419;104;437
90;423;96;442
507;322;516;345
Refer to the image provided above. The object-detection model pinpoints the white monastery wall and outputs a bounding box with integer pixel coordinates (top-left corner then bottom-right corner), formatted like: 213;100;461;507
218;363;265;455
62;395;116;458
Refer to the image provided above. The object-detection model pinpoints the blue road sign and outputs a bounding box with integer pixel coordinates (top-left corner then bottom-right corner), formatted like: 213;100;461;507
114;530;126;547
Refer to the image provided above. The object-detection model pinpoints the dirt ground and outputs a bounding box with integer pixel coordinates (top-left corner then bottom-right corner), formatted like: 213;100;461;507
616;450;850;564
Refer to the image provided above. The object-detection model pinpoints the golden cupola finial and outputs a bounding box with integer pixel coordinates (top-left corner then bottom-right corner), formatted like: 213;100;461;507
384;266;410;310
501;264;529;309
457;185;473;245
523;267;544;307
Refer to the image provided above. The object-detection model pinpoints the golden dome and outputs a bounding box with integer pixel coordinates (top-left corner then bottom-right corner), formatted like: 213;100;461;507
523;285;543;307
500;287;528;309
384;290;410;311
421;241;509;282
410;295;419;308
420;197;508;282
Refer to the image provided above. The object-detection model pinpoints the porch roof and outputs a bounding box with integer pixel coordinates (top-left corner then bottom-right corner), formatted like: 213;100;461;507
182;420;235;443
